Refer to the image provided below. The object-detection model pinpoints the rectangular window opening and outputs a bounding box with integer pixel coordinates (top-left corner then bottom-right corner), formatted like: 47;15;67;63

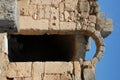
8;34;76;62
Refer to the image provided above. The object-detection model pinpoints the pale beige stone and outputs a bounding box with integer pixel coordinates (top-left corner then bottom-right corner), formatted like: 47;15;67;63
18;0;30;16
78;1;90;12
83;68;95;80
14;77;32;80
30;0;39;5
89;15;96;23
65;0;78;11
38;0;52;5
0;77;7;80
89;23;95;28
81;12;89;18
51;7;59;20
25;78;32;80
96;51;104;61
20;16;49;30
60;74;73;80
45;62;73;74
49;7;60;30
83;61;91;66
60;22;76;30
76;22;82;30
69;11;75;21
52;0;61;5
64;11;70;21
45;5;51;19
50;20;60;30
60;13;64;21
59;2;64;14
44;74;60;80
91;57;98;65
74;61;81;80
28;5;37;19
86;26;96;33
32;62;44;80
101;19;113;37
6;62;32;77
38;5;45;19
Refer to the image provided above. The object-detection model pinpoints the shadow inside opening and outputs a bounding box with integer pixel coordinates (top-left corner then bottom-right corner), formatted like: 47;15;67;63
8;34;76;62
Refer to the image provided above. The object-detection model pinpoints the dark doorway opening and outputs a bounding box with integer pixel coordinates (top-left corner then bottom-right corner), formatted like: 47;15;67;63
8;34;76;62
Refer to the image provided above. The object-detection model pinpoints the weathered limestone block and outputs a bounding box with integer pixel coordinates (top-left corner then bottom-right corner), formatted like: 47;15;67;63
32;62;44;80
0;77;7;80
64;11;76;22
60;22;76;30
45;62;73;74
78;1;90;12
83;61;96;80
38;0;52;5
81;12;89;19
0;34;8;80
0;0;19;32
45;5;51;19
6;62;32;78
65;0;78;11
50;7;60;30
44;74;61;80
14;77;32;80
30;0;39;5
83;68;95;80
20;16;49;30
74;61;81;80
18;0;29;16
60;74;73;80
96;13;113;38
38;5;45;19
51;0;61;5
89;15;96;24
28;5;37;19
101;19;113;38
59;2;65;21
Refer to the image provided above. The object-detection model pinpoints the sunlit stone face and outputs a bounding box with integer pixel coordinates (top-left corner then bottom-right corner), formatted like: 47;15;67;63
18;0;78;32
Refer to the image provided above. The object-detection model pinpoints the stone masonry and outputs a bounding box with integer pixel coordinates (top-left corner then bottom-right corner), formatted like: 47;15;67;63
0;0;19;32
0;0;113;80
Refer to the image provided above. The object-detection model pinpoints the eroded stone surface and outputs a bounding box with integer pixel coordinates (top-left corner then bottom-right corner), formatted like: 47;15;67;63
0;0;113;80
0;0;19;32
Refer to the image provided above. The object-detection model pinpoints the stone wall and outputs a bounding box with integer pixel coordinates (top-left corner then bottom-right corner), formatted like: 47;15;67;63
0;0;18;32
0;0;113;80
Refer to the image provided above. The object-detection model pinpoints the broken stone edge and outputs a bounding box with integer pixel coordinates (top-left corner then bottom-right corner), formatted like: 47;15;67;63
0;0;19;33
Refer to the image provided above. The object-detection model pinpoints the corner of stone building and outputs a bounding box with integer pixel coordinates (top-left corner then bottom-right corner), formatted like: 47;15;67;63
0;0;113;80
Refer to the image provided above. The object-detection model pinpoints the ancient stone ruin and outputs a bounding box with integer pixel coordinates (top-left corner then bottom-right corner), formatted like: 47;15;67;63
0;0;113;80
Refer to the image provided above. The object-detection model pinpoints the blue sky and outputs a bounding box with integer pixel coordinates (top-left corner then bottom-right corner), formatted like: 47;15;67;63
96;0;120;80
85;0;120;80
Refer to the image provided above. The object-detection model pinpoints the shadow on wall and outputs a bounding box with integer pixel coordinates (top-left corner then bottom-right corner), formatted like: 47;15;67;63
8;34;76;62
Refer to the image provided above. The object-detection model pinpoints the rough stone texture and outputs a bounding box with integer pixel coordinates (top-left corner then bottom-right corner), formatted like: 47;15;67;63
0;0;113;80
6;62;32;77
32;62;44;80
0;0;19;33
74;61;81;80
83;68;95;80
45;62;73;74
